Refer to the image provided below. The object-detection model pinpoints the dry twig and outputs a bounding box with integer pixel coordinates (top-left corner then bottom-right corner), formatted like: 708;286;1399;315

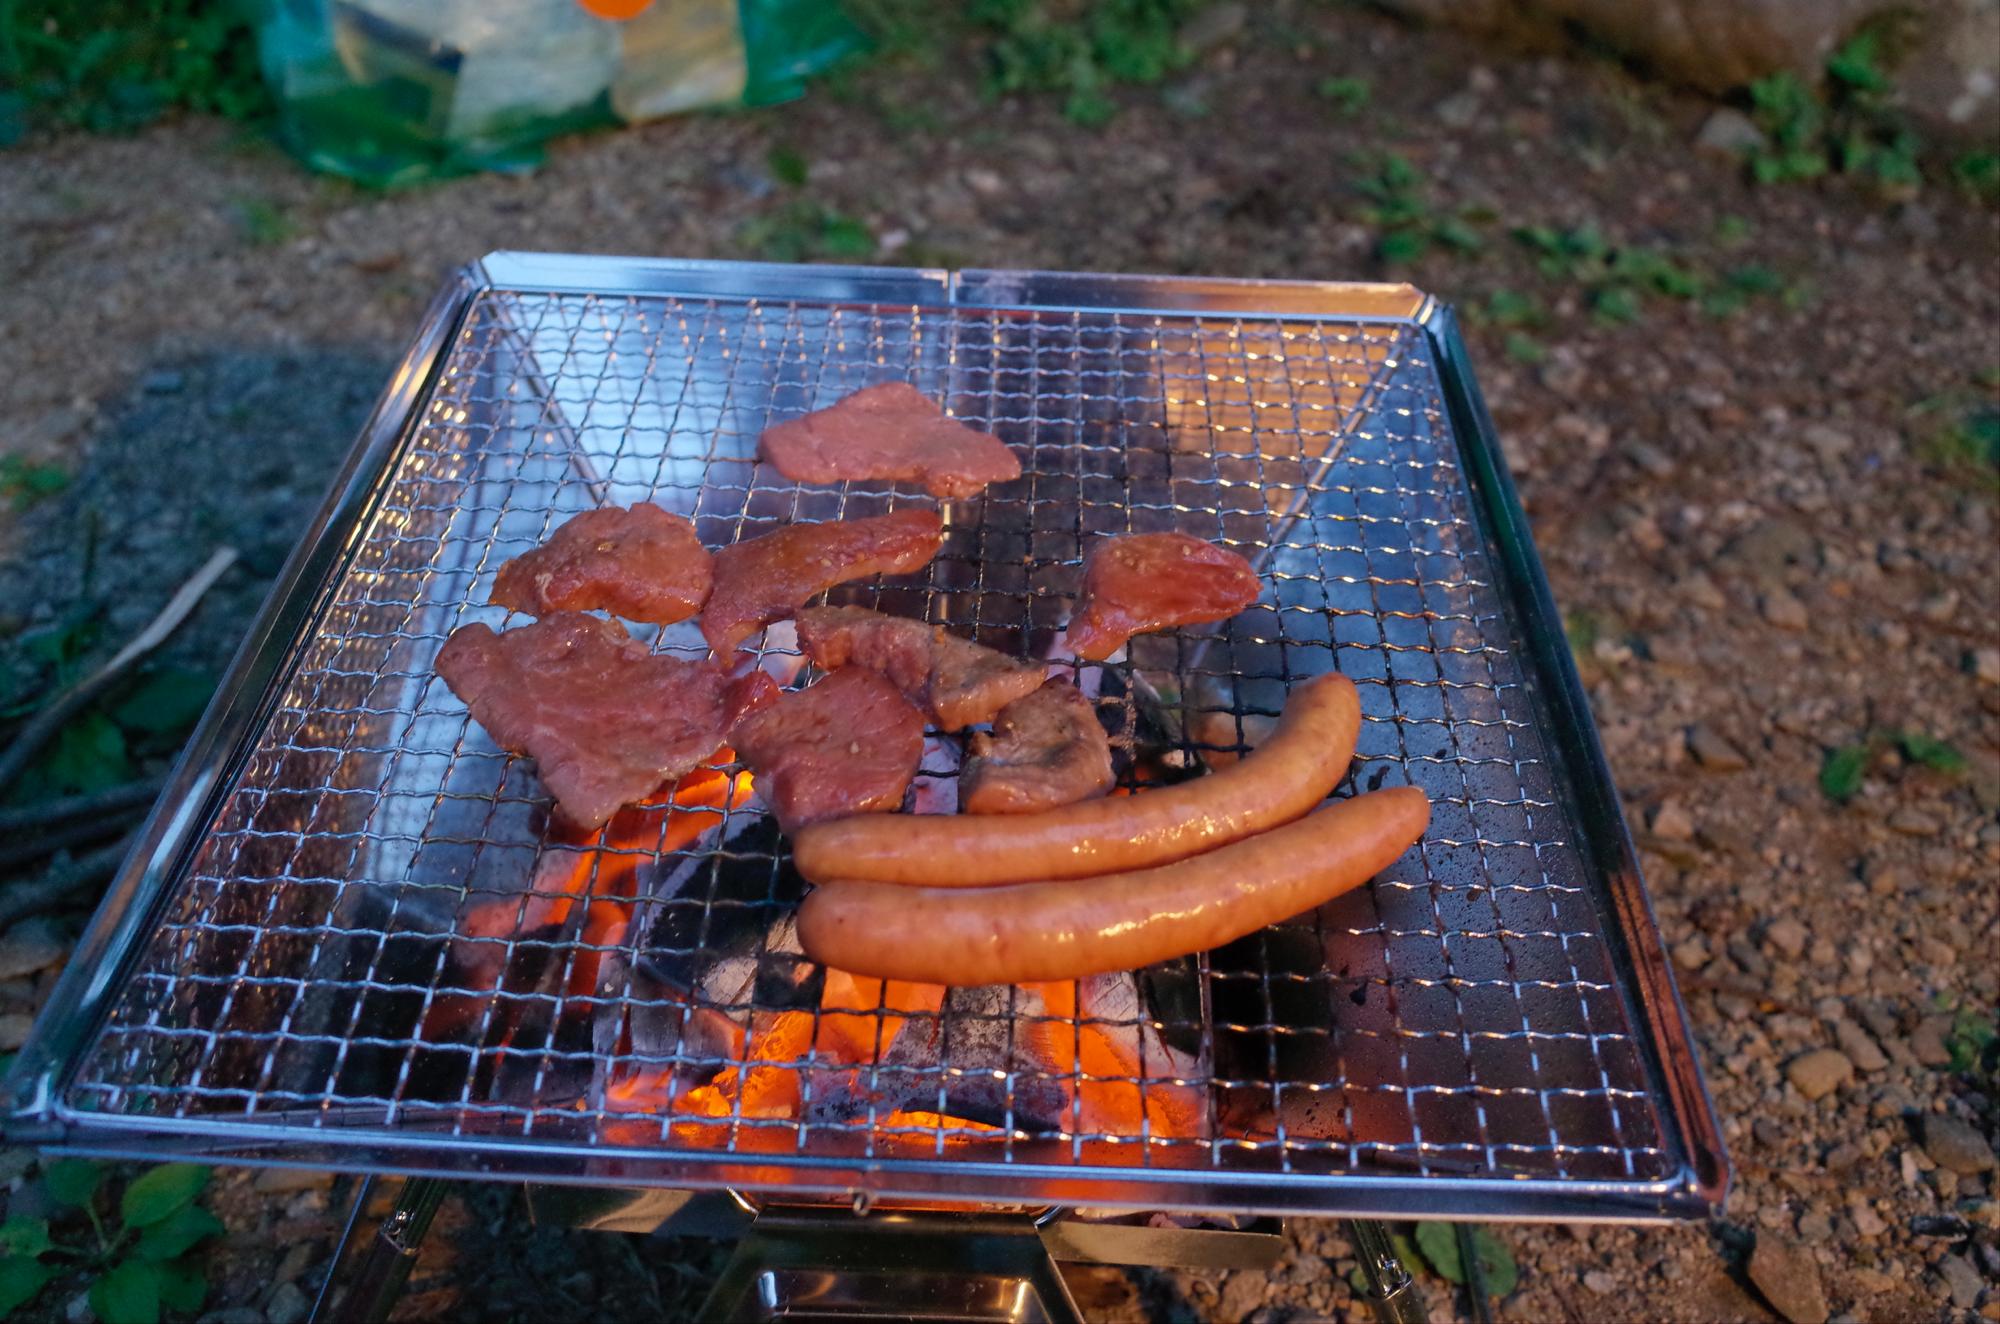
0;547;235;794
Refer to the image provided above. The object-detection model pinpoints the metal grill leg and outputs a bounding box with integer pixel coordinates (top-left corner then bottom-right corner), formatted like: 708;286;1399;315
1347;1219;1428;1324
309;1176;451;1324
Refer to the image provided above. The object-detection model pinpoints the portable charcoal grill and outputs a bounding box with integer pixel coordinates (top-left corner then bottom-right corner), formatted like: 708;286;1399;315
4;256;1727;1321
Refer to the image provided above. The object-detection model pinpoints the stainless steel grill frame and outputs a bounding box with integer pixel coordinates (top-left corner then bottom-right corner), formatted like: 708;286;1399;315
4;256;1727;1223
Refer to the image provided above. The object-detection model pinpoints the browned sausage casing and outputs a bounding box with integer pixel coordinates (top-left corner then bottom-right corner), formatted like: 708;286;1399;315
790;671;1361;886
796;786;1430;985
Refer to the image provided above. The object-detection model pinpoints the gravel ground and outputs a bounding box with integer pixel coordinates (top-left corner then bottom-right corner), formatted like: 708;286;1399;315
2;4;1995;1321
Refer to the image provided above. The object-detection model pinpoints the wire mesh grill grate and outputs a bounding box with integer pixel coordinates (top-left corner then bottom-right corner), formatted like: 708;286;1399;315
61;282;1678;1200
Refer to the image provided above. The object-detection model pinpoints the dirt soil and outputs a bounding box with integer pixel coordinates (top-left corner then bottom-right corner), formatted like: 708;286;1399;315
2;3;1996;1321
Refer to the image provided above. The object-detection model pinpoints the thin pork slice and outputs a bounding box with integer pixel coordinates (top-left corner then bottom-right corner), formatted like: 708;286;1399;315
491;503;712;625
702;508;944;655
960;680;1115;815
796;605;1044;730
730;669;924;833
1062;532;1261;662
759;382;1020;500
436;612;728;830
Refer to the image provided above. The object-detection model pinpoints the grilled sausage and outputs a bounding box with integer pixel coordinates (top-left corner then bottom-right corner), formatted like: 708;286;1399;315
790;671;1361;886
796;786;1430;985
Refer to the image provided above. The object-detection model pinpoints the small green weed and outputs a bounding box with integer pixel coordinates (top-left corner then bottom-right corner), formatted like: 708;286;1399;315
1712;215;1753;248
740;200;874;263
1512;225;1799;324
1927;410;2000;475
1314;75;1370;116
1820;743;1870;802
1351;152;1485;265
973;0;1201;126
0;1161;220;1322
766;144;810;188
1910;387;2000;481
1746;30;1930;196
1944;1004;1999;1087
1952;149;2000;203
1747;72;1828;184
3;615;216;800
1475;289;1552;362
0;0;268;139
1820;729;1966;802
230;196;294;246
1345;1224;1518;1304
0;456;69;510
1480;289;1545;329
1698;264;1787;319
1512;225;1710;323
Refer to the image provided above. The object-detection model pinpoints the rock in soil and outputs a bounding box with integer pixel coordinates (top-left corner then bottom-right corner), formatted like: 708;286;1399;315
1765;916;1808;960
0;1012;34;1052
0;919;68;981
1921;1115;1998;1175
1748;1235;1830;1324
1913;1015;1957;1067
1936;1253;1983;1310
1830;1019;1888;1073
253;1167;337;1195
263;1280;310;1324
1695;107;1766;154
1785;1049;1854;1101
1761;590;1810;631
1687;723;1751;770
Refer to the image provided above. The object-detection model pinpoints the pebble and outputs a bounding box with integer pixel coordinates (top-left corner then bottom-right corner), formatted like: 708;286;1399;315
0;919;68;981
1920;590;1960;623
1865;861;1907;897
1177;0;1245;51
264;1281;310;1324
1922;1115;1998;1175
1434;90;1483;128
1680;572;1727;612
1938;1254;1983;1310
1913;1015;1956;1067
1831;1019;1889;1073
1851;1203;1886;1237
253;1167;336;1194
274;1242;315;1285
1800;424;1853;461
1652;799;1695;841
1630;442;1676;478
1218;1271;1266;1320
1748;1235;1830;1324
1687;723;1750;771
1971;647;2000;685
1694;107;1767;154
1761;590;1809;631
1886;807;1942;837
1765;917;1808;961
0;1013;34;1053
1784;1049;1854;1101
1583;1269;1617;1294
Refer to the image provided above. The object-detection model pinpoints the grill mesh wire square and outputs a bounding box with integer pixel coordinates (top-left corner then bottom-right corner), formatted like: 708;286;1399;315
63;284;1679;1198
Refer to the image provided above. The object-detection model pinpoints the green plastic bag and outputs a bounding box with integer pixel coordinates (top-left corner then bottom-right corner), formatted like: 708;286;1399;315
250;0;862;187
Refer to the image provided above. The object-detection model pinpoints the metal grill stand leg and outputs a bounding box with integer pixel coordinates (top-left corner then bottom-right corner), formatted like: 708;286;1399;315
1347;1219;1428;1324
309;1176;451;1324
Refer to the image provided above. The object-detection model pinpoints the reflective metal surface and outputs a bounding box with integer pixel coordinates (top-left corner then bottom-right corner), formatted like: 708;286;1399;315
4;254;1726;1222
